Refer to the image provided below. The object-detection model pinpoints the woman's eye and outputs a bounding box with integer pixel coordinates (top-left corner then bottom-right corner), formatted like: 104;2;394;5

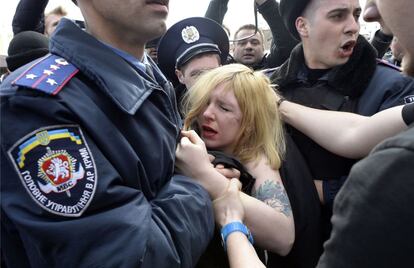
220;105;230;112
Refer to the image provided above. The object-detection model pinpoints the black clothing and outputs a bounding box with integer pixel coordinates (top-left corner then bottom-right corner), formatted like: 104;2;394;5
402;103;414;125
317;125;414;268
268;135;322;268
6;31;49;71
205;0;229;25
371;29;393;58
303;66;331;85
197;136;322;268
271;35;414;245
272;37;378;180
209;150;256;194
12;0;48;35
257;0;299;68
279;0;311;40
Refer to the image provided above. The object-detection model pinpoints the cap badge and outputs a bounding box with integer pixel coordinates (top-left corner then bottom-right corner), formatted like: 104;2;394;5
181;26;200;44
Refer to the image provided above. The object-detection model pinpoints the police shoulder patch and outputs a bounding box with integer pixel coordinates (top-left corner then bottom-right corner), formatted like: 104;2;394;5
12;54;79;95
8;125;97;217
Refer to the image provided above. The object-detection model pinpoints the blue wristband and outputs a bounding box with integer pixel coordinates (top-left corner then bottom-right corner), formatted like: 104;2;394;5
221;221;254;251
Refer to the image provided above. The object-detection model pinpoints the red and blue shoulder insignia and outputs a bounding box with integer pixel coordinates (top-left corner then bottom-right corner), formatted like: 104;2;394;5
12;54;79;95
376;58;401;72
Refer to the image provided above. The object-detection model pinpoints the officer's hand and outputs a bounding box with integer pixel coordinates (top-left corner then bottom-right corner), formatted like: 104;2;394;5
213;178;244;227
215;164;241;180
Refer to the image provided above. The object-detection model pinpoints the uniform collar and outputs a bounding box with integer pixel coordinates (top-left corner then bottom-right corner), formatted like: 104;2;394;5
272;36;377;98
49;19;170;115
100;41;147;74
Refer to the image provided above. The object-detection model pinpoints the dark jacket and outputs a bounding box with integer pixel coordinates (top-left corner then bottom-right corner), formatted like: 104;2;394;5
12;0;48;35
1;19;214;268
271;36;414;244
317;124;414;268
370;29;393;58
271;36;414;180
268;135;322;268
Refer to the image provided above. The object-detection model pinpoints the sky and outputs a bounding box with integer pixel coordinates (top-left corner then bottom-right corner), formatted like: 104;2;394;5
0;0;377;55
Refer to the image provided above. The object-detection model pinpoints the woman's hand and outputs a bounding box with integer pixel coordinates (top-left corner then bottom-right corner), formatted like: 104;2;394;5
214;164;241;180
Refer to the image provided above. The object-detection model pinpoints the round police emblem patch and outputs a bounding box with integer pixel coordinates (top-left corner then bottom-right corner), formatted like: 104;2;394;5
8;125;97;217
181;26;200;44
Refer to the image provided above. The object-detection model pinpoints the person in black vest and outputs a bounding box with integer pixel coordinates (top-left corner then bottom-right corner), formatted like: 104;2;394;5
272;0;414;246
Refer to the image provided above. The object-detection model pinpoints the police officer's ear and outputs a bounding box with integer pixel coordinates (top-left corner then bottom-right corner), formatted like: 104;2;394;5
295;16;309;38
175;69;186;84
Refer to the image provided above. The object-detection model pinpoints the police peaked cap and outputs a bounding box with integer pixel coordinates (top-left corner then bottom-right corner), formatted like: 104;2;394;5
279;0;312;40
158;17;229;83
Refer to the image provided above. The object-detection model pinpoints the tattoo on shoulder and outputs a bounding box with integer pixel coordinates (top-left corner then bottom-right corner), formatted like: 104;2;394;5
252;180;292;217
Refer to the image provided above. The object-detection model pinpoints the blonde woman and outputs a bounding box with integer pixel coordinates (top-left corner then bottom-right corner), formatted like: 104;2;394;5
176;64;321;267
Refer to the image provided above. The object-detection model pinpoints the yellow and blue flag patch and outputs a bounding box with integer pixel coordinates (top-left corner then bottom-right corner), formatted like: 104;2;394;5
8;125;97;217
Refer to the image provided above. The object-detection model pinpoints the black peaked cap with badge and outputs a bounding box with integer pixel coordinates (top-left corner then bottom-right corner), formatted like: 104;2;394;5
157;17;229;84
279;0;312;40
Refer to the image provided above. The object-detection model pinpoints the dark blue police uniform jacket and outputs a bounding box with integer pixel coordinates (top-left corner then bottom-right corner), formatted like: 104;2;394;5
0;19;214;268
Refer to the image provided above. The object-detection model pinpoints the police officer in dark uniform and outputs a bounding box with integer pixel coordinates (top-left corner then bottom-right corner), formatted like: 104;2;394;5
272;0;414;252
0;1;216;267
157;17;229;107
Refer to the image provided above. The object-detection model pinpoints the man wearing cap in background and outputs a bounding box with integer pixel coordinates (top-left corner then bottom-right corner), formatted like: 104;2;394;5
271;0;414;250
5;31;49;72
158;16;229;108
0;31;49;83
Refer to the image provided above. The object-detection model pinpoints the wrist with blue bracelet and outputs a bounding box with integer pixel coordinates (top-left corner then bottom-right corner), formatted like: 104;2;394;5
221;221;254;251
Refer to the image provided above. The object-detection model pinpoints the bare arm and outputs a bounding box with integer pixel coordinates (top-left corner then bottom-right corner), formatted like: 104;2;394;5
213;179;265;268
176;131;295;255
227;232;266;268
279;100;407;158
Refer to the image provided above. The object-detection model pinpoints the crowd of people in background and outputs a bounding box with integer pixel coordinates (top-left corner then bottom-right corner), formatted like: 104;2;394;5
1;0;414;267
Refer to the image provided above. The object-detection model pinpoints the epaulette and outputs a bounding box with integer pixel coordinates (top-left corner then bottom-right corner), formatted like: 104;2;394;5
12;54;79;95
376;58;401;72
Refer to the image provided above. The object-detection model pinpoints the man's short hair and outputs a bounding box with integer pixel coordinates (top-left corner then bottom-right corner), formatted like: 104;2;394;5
234;24;265;43
46;6;67;18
